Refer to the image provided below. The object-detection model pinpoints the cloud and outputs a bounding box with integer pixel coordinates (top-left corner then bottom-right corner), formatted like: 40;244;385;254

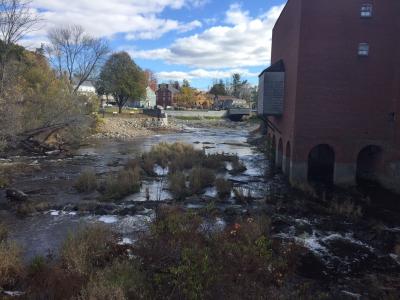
156;68;259;81
130;3;285;69
22;0;205;47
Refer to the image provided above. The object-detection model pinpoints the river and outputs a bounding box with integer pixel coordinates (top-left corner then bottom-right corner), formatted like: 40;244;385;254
0;121;271;259
1;120;399;295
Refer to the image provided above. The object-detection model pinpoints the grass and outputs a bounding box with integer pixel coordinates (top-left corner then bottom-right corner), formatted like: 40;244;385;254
168;171;187;200
100;167;141;201
0;224;24;289
61;225;118;277
215;178;232;199
75;169;98;193
136;142;248;201
188;167;216;195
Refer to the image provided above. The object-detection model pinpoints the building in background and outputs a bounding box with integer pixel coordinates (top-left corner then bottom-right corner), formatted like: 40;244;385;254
74;80;96;95
258;0;400;192
143;87;156;108
213;95;247;110
156;84;179;108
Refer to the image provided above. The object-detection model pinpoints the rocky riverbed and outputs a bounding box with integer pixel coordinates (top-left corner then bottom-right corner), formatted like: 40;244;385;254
1;119;400;298
91;115;179;140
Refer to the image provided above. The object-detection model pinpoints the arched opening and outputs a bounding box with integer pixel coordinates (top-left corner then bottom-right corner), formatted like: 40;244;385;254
356;145;383;185
277;138;283;170
285;141;291;176
308;144;335;186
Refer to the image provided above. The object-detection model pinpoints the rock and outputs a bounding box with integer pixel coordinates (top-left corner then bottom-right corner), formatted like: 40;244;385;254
116;206;137;216
298;251;328;279
6;189;28;202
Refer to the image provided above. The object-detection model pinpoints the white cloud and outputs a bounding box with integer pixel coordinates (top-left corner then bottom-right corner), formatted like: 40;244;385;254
130;3;285;69
225;3;249;25
22;0;205;47
157;68;259;81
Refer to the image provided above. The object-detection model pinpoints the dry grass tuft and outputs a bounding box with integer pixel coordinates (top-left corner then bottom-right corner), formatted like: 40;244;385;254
0;224;24;288
100;167;141;201
215;178;232;199
61;225;118;277
75;170;98;193
188;167;215;195
168;171;187;200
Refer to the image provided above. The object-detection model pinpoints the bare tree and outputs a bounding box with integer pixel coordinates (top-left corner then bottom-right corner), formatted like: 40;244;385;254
46;25;110;94
0;0;41;92
0;0;40;45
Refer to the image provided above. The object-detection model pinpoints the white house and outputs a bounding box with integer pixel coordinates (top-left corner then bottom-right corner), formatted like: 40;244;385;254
75;80;97;95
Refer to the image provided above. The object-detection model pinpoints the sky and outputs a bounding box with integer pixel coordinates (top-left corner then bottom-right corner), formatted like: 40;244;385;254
23;0;287;90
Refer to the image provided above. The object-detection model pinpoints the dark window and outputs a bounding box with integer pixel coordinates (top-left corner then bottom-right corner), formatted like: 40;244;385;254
361;4;373;18
358;43;369;56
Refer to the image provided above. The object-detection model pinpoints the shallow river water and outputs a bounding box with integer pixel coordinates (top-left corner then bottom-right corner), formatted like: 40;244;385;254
1;120;399;294
1;121;272;259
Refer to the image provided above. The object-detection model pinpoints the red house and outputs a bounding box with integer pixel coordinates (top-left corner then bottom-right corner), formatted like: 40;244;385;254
258;0;400;192
156;84;179;108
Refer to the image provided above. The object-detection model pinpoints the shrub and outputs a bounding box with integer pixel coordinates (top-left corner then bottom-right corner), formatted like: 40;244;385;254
215;178;232;199
134;207;294;299
75;170;98;193
101;167;141;201
126;157;157;177
168;171;187;200
27;265;84;300
0;240;24;288
61;225;118;277
188;167;215;195
147;142;203;169
201;154;226;171
79;274;126;300
80;261;148;300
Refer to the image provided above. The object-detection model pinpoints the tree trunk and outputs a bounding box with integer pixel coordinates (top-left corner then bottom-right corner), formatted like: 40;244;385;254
119;105;122;114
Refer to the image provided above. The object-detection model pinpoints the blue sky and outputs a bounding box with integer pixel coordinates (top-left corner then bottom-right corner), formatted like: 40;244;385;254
26;0;286;90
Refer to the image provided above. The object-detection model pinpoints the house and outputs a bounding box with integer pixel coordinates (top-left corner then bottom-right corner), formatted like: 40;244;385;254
144;87;157;108
75;80;96;95
131;87;157;108
213;95;247;110
258;0;400;192
156;84;179;108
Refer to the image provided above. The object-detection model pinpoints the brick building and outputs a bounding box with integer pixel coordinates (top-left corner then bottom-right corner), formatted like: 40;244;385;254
258;0;400;192
156;84;179;108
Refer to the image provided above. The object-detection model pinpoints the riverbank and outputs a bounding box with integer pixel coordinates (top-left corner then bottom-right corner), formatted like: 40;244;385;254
90;115;180;140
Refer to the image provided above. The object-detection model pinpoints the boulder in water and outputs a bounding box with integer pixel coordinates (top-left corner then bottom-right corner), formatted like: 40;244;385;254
6;189;28;202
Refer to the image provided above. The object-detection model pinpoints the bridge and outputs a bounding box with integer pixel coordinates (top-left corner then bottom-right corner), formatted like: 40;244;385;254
227;108;251;121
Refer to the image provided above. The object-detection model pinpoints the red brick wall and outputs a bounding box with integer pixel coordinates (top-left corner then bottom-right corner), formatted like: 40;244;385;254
271;0;400;165
156;90;172;107
268;0;302;160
